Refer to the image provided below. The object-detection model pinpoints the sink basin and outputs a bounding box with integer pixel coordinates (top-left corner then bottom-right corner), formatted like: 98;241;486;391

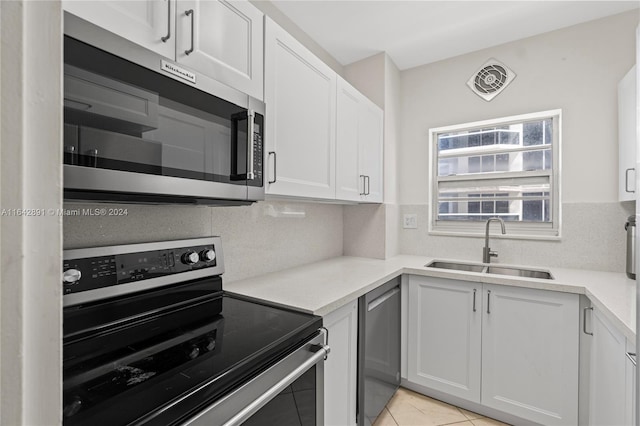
485;266;553;280
425;261;485;273
425;261;554;280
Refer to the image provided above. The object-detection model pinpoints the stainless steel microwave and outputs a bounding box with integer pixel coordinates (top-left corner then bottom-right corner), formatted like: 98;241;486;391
63;13;264;205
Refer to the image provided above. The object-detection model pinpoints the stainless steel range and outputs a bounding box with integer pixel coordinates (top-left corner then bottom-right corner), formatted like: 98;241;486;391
63;237;328;425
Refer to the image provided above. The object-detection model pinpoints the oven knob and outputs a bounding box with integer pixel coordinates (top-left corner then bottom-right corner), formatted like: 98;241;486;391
187;345;200;359
200;249;216;262
181;251;199;265
63;269;82;283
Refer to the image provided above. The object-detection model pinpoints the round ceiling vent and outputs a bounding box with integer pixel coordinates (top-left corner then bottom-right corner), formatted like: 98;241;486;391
466;59;516;101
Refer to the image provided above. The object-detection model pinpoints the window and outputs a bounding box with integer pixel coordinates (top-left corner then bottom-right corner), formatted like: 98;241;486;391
429;110;561;238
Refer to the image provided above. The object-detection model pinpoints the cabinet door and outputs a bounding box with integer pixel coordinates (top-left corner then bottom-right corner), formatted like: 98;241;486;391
176;0;264;100
618;66;636;201
264;18;337;200
335;78;362;201
407;276;481;403
588;306;628;426
63;0;175;59
323;301;358;426
358;98;384;203
625;343;636;426
482;285;579;426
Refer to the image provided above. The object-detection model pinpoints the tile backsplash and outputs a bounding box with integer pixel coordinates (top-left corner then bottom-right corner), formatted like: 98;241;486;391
64;200;344;283
399;202;635;273
64;199;632;281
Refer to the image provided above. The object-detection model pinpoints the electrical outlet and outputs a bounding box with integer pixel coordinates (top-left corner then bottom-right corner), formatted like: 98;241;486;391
403;214;418;229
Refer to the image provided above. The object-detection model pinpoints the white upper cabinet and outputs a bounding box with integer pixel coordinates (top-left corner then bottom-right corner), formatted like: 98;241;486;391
336;77;384;203
336;78;363;201
63;0;176;59
618;65;637;201
264;17;337;200
176;0;264;100
64;0;264;100
358;96;384;203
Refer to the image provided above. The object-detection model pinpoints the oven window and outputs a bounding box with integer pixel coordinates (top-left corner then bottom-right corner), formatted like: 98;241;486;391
63;36;255;185
242;367;317;426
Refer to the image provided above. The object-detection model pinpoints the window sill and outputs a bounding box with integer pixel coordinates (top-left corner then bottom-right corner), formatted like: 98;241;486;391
427;229;562;242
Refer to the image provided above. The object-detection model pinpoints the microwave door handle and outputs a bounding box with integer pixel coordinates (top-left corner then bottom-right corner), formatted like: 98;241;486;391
229;111;248;181
247;110;255;181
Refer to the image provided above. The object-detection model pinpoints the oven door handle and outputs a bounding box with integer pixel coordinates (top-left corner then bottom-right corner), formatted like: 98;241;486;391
181;330;329;426
222;344;329;426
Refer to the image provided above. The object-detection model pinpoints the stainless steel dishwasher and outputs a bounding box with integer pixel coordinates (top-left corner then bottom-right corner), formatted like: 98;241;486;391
357;277;401;426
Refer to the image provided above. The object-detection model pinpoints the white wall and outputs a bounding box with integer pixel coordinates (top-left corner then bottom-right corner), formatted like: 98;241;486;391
342;53;402;258
250;0;345;76
398;11;639;272
1;1;63;424
344;52;385;108
384;56;402;257
400;10;638;205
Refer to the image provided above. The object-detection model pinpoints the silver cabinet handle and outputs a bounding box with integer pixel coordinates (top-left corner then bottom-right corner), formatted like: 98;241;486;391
161;0;171;42
268;152;276;184
627;352;637;366
486;290;491;314
473;289;477;312
359;175;366;195
625;168;635;193
365;175;370;195
367;287;400;312
185;9;194;55
583;307;593;336
247;110;255;180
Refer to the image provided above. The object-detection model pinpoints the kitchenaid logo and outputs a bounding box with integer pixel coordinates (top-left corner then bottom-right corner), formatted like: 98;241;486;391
161;60;196;84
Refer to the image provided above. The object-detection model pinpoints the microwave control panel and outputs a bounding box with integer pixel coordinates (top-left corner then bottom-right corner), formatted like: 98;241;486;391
63;244;217;295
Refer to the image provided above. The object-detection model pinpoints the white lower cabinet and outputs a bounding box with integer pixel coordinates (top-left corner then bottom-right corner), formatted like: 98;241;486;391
481;284;579;425
323;300;358;426
625;340;636;426
587;306;635;426
407;276;579;426
407;277;481;402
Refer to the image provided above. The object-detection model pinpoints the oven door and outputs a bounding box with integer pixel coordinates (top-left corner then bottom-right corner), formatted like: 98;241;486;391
180;330;329;426
62;32;264;204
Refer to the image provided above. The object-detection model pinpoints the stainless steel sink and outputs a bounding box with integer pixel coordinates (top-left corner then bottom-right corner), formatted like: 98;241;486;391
425;261;554;280
485;266;553;280
425;261;485;273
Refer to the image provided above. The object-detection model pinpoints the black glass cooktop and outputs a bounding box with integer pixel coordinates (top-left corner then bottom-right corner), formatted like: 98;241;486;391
63;278;321;425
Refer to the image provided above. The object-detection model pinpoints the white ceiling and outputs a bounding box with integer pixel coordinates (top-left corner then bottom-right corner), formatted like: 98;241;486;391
271;1;640;70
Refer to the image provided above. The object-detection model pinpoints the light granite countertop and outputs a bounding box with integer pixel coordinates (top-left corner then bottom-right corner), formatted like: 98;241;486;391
225;255;636;341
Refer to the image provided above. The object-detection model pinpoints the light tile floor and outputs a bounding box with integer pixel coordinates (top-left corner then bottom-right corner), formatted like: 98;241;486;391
373;388;511;426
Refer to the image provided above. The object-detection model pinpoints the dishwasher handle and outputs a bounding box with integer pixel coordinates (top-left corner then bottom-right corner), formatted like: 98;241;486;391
367;287;400;312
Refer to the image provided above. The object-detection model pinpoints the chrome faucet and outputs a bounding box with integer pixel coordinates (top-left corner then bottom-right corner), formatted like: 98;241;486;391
483;218;506;263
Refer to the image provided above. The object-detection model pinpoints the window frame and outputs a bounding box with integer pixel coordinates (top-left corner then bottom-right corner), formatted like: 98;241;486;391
428;109;562;240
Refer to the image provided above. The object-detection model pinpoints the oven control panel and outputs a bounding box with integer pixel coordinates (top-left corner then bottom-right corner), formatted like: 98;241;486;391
63;244;217;295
